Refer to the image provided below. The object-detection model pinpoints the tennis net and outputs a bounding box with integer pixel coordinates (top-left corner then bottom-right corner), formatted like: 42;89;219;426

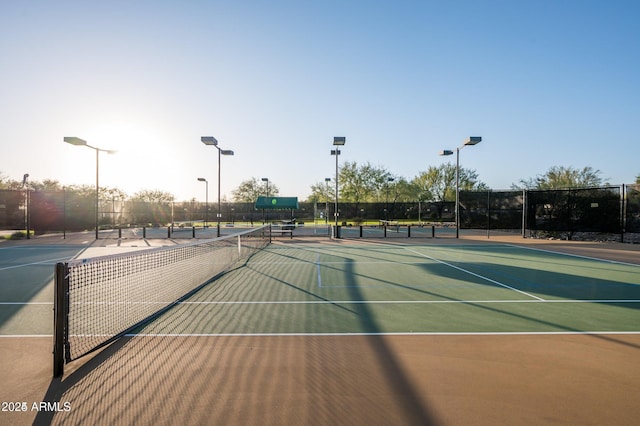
53;225;269;376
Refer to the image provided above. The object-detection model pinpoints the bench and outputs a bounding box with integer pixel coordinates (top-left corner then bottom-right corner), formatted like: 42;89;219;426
270;229;293;239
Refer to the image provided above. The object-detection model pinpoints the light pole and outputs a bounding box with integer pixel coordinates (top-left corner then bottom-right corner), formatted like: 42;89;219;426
324;177;331;224
63;137;116;239
201;136;234;237
440;136;482;238
197;177;208;228
331;137;346;234
22;174;30;239
261;177;269;224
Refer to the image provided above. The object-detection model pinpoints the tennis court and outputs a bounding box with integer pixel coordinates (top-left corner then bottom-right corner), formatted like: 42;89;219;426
2;232;640;425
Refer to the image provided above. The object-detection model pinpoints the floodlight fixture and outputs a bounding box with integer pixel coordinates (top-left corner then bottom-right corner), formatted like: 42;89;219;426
201;136;218;146
464;136;482;146
63;136;87;146
62;136;116;239
197;177;206;182
201;135;232;236
331;136;345;232
438;135;483;239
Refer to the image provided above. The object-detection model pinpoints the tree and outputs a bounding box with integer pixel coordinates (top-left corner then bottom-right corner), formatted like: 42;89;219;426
339;161;391;203
514;166;606;189
635;174;640;185
129;189;175;203
232;178;279;202
0;171;8;189
412;163;486;202
0;172;26;190
306;180;335;203
30;179;62;191
384;177;418;203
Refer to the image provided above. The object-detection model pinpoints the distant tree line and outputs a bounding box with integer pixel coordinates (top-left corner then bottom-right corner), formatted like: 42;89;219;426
1;166;636;206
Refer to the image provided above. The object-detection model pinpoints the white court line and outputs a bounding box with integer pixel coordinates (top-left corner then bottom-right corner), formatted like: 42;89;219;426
403;246;545;301
0;256;71;271
3;331;640;338
506;244;640;267
7;299;637;306
317;253;322;288
0;335;53;338
179;299;640;305
124;331;640;337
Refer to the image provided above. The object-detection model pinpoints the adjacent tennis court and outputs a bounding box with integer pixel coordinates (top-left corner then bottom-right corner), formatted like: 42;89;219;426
1;232;639;425
134;240;640;336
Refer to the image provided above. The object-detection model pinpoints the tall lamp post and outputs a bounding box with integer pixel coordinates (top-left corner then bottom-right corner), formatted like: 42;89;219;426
201;136;234;237
440;136;482;238
63;137;116;240
197;177;208;228
22;174;30;239
261;177;269;224
331;137;346;234
324;177;331;224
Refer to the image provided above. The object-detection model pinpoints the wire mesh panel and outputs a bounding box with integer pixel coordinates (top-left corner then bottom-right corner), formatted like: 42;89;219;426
459;190;523;230
0;189;25;229
54;226;269;375
527;187;622;234
626;185;640;233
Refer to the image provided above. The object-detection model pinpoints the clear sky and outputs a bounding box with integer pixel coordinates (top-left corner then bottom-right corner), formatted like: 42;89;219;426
1;1;638;202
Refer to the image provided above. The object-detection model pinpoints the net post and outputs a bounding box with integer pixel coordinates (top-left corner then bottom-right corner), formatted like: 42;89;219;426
53;262;69;377
269;224;273;243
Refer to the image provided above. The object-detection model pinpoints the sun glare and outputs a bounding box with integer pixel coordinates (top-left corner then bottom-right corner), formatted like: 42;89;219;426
81;121;172;195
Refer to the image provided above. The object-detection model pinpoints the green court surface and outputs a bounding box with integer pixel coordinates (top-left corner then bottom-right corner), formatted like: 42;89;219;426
137;242;640;336
2;237;640;426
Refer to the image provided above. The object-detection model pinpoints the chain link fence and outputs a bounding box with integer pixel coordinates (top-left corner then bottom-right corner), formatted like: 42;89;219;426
2;185;639;242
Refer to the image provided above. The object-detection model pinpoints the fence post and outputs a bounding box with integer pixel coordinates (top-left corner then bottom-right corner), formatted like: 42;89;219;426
620;184;625;243
522;189;527;238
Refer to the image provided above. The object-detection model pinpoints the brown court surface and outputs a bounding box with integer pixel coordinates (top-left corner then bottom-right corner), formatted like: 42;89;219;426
1;234;639;425
2;333;640;425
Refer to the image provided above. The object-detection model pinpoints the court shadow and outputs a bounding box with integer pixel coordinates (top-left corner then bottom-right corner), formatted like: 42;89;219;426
338;258;440;425
0;243;89;329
